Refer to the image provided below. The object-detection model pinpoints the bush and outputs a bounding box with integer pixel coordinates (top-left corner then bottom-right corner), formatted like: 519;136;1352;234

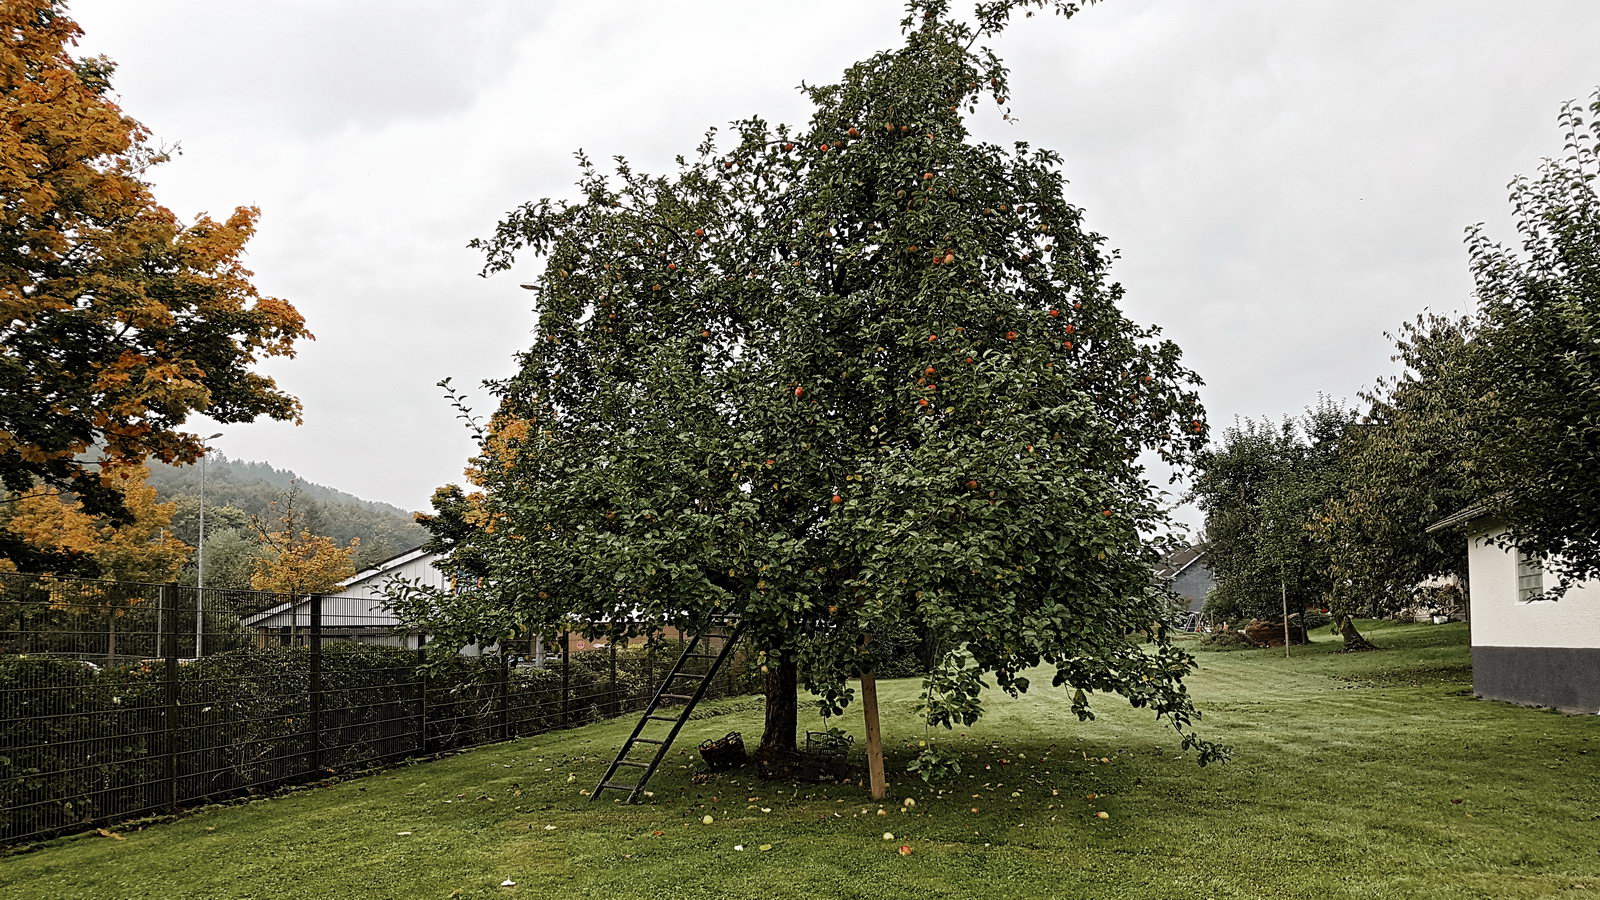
1298;609;1332;631
1194;630;1259;652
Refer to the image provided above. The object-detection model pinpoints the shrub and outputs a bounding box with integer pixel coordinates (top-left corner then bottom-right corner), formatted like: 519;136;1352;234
1195;630;1258;652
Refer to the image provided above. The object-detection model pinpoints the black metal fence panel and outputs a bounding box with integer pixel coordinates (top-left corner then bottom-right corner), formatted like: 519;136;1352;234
0;572;756;847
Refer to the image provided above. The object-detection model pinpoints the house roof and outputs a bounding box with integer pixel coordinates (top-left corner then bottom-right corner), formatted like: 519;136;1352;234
1154;542;1209;579
1424;494;1510;534
342;544;431;586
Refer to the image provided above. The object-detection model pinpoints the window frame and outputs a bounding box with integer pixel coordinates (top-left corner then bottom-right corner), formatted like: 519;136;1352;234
1515;545;1545;603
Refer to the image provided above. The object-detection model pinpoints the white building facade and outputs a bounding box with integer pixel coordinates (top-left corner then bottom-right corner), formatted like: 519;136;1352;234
241;546;447;649
1452;518;1600;713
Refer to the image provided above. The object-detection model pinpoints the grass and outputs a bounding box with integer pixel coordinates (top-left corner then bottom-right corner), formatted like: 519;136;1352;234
5;620;1599;900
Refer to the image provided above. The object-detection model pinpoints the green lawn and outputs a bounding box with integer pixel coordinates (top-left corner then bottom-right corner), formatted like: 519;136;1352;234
5;621;1599;900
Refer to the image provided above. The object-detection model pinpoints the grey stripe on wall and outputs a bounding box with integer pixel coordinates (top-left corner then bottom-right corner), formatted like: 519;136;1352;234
1473;646;1600;714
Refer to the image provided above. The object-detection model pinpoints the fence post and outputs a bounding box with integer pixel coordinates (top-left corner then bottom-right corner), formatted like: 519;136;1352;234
643;632;654;708
160;583;179;812
608;640;618;718
308;594;323;776
560;630;571;728
498;652;510;741
415;644;428;755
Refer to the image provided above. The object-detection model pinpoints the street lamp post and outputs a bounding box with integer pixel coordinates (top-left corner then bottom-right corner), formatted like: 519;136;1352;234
196;432;224;658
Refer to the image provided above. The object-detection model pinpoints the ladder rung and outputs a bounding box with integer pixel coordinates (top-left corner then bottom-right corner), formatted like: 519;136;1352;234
646;715;677;722
672;673;706;680
597;782;635;791
660;693;693;701
616;760;650;768
684;653;720;660
633;738;665;745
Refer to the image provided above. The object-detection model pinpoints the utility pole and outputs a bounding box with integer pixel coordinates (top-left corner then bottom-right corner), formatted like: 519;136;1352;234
196;432;223;658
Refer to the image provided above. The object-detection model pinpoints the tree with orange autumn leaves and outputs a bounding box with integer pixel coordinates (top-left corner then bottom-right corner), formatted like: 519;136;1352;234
248;484;358;595
0;0;310;572
1;462;189;582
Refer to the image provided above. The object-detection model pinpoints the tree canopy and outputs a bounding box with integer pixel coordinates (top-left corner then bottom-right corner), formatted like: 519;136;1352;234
0;461;188;582
1191;401;1356;636
1459;89;1600;594
401;0;1224;767
1310;314;1477;624
0;0;310;570
249;486;359;595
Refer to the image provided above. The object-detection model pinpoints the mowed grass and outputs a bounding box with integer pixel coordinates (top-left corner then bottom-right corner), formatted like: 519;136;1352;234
5;621;1599;900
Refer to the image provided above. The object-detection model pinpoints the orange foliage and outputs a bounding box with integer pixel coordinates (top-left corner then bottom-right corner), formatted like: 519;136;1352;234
4;463;190;582
0;1;311;545
249;495;358;595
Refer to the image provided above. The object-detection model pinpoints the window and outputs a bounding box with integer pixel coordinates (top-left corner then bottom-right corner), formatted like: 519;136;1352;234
1516;546;1545;602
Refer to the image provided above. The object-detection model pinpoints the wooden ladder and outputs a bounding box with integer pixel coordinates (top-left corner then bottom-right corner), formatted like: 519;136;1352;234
590;616;743;803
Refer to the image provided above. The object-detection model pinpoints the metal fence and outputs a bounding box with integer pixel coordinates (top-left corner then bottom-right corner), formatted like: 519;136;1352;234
0;571;756;847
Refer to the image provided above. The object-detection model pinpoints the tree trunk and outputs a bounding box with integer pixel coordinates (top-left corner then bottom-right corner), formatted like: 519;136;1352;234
753;656;801;778
1336;614;1379;651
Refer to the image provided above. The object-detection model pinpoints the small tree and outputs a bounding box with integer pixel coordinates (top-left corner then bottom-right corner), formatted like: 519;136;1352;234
1192;401;1361;646
406;0;1225;770
249;485;357;595
0;0;311;571
1462;89;1600;595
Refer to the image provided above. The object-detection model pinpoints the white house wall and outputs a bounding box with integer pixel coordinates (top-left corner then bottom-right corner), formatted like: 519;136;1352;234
245;549;450;630
1468;525;1600;713
346;551;451;595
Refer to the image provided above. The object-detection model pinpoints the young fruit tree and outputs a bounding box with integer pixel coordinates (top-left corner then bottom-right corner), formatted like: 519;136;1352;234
0;0;310;574
1190;400;1362;647
397;0;1226;773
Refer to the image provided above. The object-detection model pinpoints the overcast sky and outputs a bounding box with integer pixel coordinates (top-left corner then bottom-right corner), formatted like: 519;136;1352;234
72;1;1600;526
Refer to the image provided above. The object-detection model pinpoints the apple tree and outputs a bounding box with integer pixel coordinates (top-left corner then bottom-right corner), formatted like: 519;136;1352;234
1191;401;1359;645
1458;89;1600;596
401;0;1226;769
1309;314;1478;633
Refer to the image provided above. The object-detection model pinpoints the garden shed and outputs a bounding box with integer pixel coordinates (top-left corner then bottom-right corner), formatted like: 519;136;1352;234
1428;506;1600;713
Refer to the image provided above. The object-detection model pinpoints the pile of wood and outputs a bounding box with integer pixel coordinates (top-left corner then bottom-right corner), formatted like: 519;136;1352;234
1242;618;1309;647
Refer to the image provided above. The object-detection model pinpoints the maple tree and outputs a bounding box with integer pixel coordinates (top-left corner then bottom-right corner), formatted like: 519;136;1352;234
249;486;358;595
0;0;310;570
1;462;188;582
403;0;1225;770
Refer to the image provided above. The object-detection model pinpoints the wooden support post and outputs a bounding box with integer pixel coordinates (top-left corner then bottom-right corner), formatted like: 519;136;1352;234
860;672;887;800
1281;580;1291;658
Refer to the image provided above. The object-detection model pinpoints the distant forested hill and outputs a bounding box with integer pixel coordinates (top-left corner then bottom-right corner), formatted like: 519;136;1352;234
147;455;427;569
